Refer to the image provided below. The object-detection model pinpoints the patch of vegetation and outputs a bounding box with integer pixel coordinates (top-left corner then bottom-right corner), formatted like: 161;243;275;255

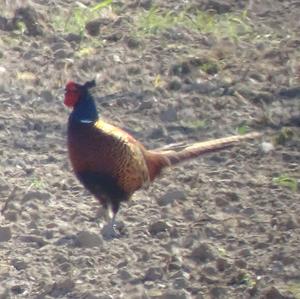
180;119;206;130
274;127;294;145
237;123;250;135
75;46;97;58
92;0;113;11
153;74;163;88
135;6;253;40
15;20;27;34
238;272;256;288
286;281;300;299
273;174;298;192
51;1;112;35
27;177;46;191
16;71;36;82
217;246;227;257
199;61;219;75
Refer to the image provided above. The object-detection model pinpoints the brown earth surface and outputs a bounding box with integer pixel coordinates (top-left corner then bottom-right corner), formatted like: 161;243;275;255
0;1;300;298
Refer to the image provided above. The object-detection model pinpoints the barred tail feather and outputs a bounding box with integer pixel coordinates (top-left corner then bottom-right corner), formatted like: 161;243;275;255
160;132;262;166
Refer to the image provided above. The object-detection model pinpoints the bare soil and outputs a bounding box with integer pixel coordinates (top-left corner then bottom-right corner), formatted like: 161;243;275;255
0;1;299;298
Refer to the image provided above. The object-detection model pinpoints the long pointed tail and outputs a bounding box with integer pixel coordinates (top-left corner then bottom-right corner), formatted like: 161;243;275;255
156;131;261;164
145;132;262;181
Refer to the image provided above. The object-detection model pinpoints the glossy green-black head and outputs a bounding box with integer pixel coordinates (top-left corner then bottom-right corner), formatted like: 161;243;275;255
64;80;98;123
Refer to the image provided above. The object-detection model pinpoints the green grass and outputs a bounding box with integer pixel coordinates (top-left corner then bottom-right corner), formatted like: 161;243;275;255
237;123;250;135
30;177;46;190
238;272;256;288
274;127;294;145
51;0;113;35
273;174;298;192
48;3;259;45
199;61;219;74
286;282;300;299
135;7;253;40
180;119;206;130
51;7;94;35
92;0;113;11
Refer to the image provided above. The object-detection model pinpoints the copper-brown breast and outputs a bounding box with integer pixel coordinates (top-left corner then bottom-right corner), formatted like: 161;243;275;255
68;120;150;195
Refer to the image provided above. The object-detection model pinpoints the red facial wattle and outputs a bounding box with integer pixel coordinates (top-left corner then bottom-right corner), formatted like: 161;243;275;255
64;81;80;107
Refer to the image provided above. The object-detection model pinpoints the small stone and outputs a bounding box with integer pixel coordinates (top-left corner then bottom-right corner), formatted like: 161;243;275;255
11;259;27;270
23;191;51;202
261;286;288;299
148;127;167;139
225;192;240;202
254;241;269;249
235;259;247;269
0;286;9;299
158;289;190;299
144;267;163;281
117;260;128;268
11;285;26;295
160;106;178;122
216;257;229;272
170;62;191;77
23;50;38;60
54;49;73;59
43;230;54;239
127;65;141;75
206;0;231;13
54;235;78;247
105;32;122;42
238;248;251;257
182;209;196;221
168;79;182;91
140;0;152;9
138;100;153;110
126;36;140;49
0;178;9;192
59;262;71;272
14;6;43;36
118;269;132;281
168;262;182;271
189;243;216;263
173;277;188;289
81;293;109;299
0;66;6;74
169;269;187;280
279;86;300;98
181;236;194;248
0;226;11;242
148;221;171;235
260;142;275;153
85;20;101;36
4;211;17;221
64;33;82;43
285;217;297;230
209;287;227;299
158;188;186;206
215;197;228;207
243;207;255;216
202;265;217;276
76;231;103;248
50;278;75;297
19;235;48;247
40;90;53;102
